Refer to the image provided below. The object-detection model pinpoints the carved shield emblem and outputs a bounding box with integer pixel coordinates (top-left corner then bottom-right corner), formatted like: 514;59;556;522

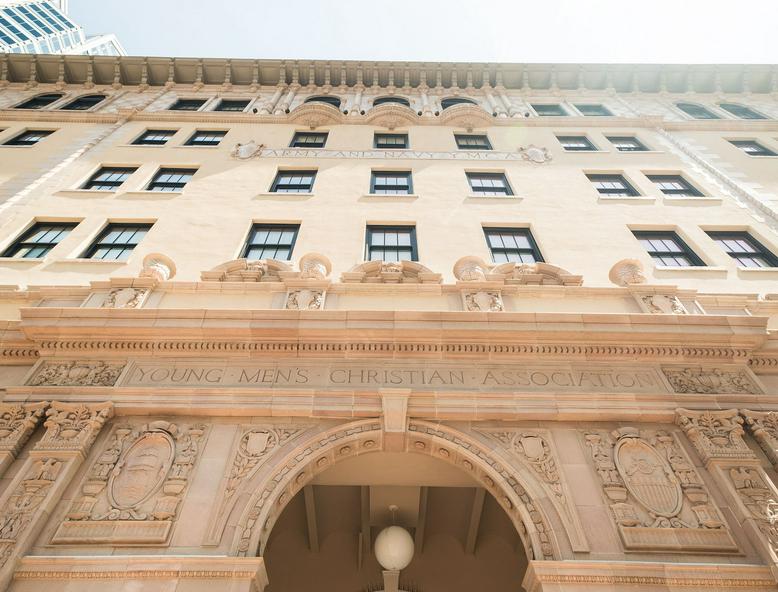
519;436;545;460
245;431;271;455
614;437;682;517
108;432;174;509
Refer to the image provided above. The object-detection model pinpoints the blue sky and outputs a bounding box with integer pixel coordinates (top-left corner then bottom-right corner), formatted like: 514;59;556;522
70;0;778;63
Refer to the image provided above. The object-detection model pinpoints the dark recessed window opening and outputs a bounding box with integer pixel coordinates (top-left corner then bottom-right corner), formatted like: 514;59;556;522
15;93;63;109
169;98;207;111
586;174;639;197
4;129;54;146
3;222;77;258
532;103;567;116
83;223;152;261
466;172;513;196
455;134;492;150
133;130;176;146
215;99;250;112
484;228;544;264
374;133;408;149
366;225;417;262
706;232;778;268
304;96;341;109
185;130;227;146
557;135;597;151
719;103;767;120
575;104;612;116
633;231;705;267
730;140;776;157
82;167;137;191
290;132;328;148
243;224;299;260
61;94;105;111
373;97;411;108
646;174;703;197
147;168;197;192
441;97;476;110
270;170;317;193
607;136;648;152
370;171;413;195
676;102;719;120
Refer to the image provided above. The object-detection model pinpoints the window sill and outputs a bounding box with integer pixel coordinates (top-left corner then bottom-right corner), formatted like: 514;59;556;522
362;193;419;198
737;267;778;278
55;189;115;198
662;196;723;205
121;144;169;148
177;145;223;149
614;150;666;155
465;194;522;200
0;257;44;264
254;192;314;200
562;150;610;154
597;196;655;204
654;265;728;278
119;190;183;199
52;258;129;265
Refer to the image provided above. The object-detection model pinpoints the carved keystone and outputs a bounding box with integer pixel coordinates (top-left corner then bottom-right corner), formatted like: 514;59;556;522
379;389;410;452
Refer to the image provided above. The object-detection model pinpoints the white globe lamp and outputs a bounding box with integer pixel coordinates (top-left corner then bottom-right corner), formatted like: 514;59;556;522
374;525;414;571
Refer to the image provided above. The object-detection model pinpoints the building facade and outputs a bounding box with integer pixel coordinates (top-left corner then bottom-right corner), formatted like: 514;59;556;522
0;1;124;56
0;54;777;592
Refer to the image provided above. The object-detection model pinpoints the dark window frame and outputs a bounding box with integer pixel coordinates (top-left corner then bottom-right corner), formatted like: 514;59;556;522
606;136;649;152
370;170;413;195
575;104;612;116
82;166;138;191
466;172;514;196
374;133;409;149
241;223;300;261
729;140;776;157
82;223;152;261
455;134;492;150
14;93;63;110
132;129;177;146
373;96;411;108
706;231;778;268
214;99;251;112
586;173;640;197
483;227;544;264
557;135;598;151
441;97;477;110
304;95;342;109
365;225;418;262
646;174;704;197
633;230;706;267
4;129;54;146
290;131;328;148
676;102;720;120
169;98;207;111
184;130;227;147
270;170;317;193
719;103;767;120
2;221;77;258
531;103;568;116
60;94;106;111
146;167;197;192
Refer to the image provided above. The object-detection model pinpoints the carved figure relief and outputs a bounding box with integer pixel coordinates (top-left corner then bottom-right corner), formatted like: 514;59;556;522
463;291;504;312
584;427;735;552
28;361;125;387
728;466;778;553
664;368;761;395
639;294;687;315
285;289;324;310
230;140;264;160
108;431;174;509
675;409;752;464
101;287;148;309
742;410;778;469
518;144;552;164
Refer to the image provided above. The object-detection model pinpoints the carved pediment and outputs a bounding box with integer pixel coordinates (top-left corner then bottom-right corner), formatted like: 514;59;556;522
340;261;442;284
201;259;292;283
287;102;343;128
364;103;419;129
438;104;494;130
492;262;583;286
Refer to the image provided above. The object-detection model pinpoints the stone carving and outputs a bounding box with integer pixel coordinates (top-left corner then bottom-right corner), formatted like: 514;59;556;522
463;291;503;312
609;258;647;286
664;368;761;395
285;289;324;310
55;420;206;544
229;140;264;160
341;260;442;284
639;294;687;315
28;361;125;387
584;427;734;551
728;466;778;553
742;410;778;469
258;148;541;161
453;256;489;282
0;458;62;567
101;287;148;309
492;262;583;286
675;409;752;464
298;252;331;280
0;403;47;455
140;253;176;281
201;259;291;282
35;402;114;452
518;144;552;164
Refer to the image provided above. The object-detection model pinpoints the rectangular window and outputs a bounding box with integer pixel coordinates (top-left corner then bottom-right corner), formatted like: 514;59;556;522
82;167;137;191
633;231;704;267
132;130;176;146
455;134;492;150
214;99;250;112
706;232;778;268
586;174;639;197
557;135;597;151
646;174;703;197
607;136;648;152
484;228;544;264
466;172;513;196
242;224;299;260
575;104;612;116
370;171;413;195
366;226;417;262
532;104;567;116
374;133;408;149
147;168;197;192
169;98;206;111
2;222;76;258
185;130;226;147
730;140;776;157
270;170;316;193
83;223;151;261
4;129;53;146
290;132;328;148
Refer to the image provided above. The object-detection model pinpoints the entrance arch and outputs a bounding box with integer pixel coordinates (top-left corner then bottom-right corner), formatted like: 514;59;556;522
231;419;569;562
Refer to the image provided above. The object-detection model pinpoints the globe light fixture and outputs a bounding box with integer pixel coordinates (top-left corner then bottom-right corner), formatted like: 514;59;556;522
374;507;414;572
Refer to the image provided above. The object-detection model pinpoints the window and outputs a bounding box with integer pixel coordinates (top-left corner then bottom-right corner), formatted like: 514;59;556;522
646;174;703;197
132;129;176;146
455;134;492;150
532;104;567;116
575;104;612;116
633;231;704;267
557;135;597;151
484;228;543;263
147;168;197;192
83;223;151;261
373;96;411;108
706;232;778;268
270;170;316;193
730;140;776;157
15;93;62;109
466;172;513;196
374;133;408;149
719;103;766;120
676;102;719;120
370;171;413;195
60;94;105;111
184;130;227;147
82;167;137;191
607;136;648;152
214;99;250;112
304;95;341;109
365;226;417;262
169;98;206;111
242;224;299;260
290;132;328;148
586;174;639;197
4;129;53;146
2;222;76;258
441;97;476;110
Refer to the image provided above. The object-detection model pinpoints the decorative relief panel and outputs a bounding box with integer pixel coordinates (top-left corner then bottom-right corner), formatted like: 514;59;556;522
584;427;737;552
663;368;761;395
285;289;325;310
0;402;47;456
675;409;752;464
35;402;114;452
638;294;687;315
463;291;504;312
101;287;149;309
742;410;778;469
728;466;778;556
53;420;207;544
28;361;125;387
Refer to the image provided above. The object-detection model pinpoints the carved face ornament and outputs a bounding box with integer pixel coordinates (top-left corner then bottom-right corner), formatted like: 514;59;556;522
108;432;174;509
615;437;682;517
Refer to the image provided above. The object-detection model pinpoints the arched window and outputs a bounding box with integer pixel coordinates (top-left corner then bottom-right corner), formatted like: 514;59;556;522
440;97;477;110
304;96;341;109
373;96;411;108
60;94;106;111
15;93;63;110
676;102;719;120
719;103;767;120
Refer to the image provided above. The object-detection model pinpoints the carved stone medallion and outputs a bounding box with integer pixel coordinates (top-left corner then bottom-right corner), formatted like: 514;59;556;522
230;140;264;160
518;144;552;164
614;435;682;517
108;431;175;509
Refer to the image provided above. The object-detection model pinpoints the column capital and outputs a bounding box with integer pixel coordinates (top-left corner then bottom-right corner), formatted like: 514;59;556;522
675;408;752;465
34;402;114;454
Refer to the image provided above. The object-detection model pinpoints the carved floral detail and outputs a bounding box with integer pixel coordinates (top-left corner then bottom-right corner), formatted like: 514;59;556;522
28;361;125;387
0;403;47;455
285;289;324;310
492;262;583;286
201;259;291;282
676;409;752;465
298;252;331;280
664;368;761;395
101;287;148;309
341;260;442;284
742;410;778;469
35;402;114;452
463;291;503;312
453;256;489;282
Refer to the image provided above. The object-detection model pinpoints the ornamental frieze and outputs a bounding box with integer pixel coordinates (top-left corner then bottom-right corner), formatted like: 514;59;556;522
584;427;737;553
662;367;761;395
27;361;126;387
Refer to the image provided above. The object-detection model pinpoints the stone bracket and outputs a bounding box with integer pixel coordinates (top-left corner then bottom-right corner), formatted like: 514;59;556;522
379;389;410;451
